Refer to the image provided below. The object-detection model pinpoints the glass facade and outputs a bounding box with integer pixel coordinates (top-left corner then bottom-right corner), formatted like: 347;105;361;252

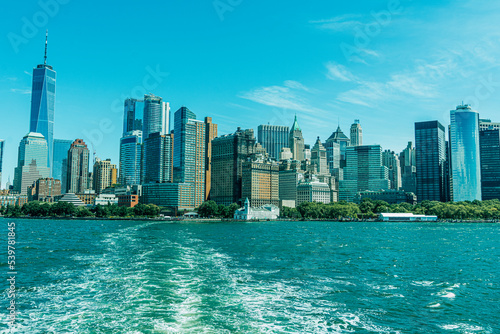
123;98;144;136
415;120;447;202
257;125;289;161
450;105;481;201
479;129;500;200
30;64;56;174
119;131;143;186
143;94;168;141
13;133;50;195
143;132;173;184
53;139;73;194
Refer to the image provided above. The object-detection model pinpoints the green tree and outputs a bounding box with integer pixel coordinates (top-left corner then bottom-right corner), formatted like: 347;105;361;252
197;200;218;218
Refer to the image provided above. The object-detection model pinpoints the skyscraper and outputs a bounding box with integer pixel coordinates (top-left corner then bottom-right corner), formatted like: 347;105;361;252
211;128;256;205
242;160;279;207
339;145;390;202
415;121;447;202
204;117;218;200
67;139;90;194
13;133;50;195
350;120;363;146
143;132;174;184
450;104;481;201
311;137;329;175
326;126;350;164
123;98;144;136
382;150;401;190
173;107;206;208
479;129;500;200
0;140;4;189
92;158;117;194
30;32;56;174
52;139;73;194
143;94;169;141
257;125;289;161
289;115;305;161
119;130;143;186
399;141;417;194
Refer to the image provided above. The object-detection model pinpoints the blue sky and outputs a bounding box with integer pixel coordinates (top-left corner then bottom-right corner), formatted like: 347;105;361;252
1;0;500;188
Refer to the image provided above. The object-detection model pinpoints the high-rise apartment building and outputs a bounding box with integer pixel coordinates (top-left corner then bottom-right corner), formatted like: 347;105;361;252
479;129;500;200
257;125;289;161
382;150;401;190
350;120;363;146
450;105;481;201
289;116;305;161
52;139;73;193
211;128;256;205
339;145;390;202
173;107;206;208
143;94;169;141
30;32;56;174
119;130;143;186
14;133;50;195
415;120;447;202
241;160;279;207
67;139;90;194
143;132;173;184
92;158;117;194
204;117;218;200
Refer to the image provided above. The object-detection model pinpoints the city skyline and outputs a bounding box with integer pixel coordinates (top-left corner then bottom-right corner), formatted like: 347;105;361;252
2;1;500;188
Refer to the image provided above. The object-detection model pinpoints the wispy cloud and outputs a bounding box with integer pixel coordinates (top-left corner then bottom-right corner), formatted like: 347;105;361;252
240;81;323;114
326;62;358;82
10;88;31;94
310;14;364;31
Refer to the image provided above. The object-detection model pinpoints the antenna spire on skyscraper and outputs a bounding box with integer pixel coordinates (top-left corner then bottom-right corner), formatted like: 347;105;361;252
44;30;48;65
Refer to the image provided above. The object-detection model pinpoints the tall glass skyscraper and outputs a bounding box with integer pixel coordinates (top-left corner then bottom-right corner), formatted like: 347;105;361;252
143;132;173;184
257;125;289;161
119;130;143;186
30;33;56;175
13;133;50;195
143;94;169;141
123;98;144;136
415;120;447;202
450;104;481;201
53;139;73;194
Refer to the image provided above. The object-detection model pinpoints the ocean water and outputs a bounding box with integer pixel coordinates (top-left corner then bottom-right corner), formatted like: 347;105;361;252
0;219;498;333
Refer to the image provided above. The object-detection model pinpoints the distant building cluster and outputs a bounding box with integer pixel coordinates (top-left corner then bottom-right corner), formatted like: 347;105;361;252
1;36;500;214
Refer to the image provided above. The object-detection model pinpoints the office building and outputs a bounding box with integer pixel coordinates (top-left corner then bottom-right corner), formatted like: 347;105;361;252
479;119;500;131
143;94;169;141
123;98;144;136
211;128;256;205
339;145;390;202
13;133;50;195
278;161;303;208
449;105;481;201
30;32;56;174
311;137;329;176
173;107;206;208
399;141;417;194
92;158;117;194
382;150;401;190
350;119;363;146
479;129;500;200
415;120;447;202
289;115;305;161
141;183;194;211
205;117;218;200
257;125;289;161
119;130;143;186
297;173;331;205
241;160;279;207
52;139;73;193
67;139;90;194
143;132;173;184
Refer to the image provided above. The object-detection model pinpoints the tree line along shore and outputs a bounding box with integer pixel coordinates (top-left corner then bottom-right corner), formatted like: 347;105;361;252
1;199;500;222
